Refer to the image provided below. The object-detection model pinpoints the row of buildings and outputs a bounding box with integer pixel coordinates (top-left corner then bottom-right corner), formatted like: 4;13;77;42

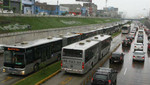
0;0;121;18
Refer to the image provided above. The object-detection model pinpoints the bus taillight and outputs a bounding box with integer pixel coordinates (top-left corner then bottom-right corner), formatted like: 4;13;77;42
82;62;84;69
61;61;63;67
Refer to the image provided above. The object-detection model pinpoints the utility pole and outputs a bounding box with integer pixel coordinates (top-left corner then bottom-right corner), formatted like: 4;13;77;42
105;0;107;7
57;0;59;15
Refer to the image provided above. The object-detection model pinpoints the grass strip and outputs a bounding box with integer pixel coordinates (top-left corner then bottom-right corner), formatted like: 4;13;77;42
112;31;121;38
0;16;120;33
14;61;61;85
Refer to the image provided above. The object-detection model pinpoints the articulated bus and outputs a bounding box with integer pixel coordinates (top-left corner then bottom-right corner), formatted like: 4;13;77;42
61;35;112;74
3;37;63;75
61;39;101;74
122;24;131;34
89;35;112;59
58;34;81;46
2;34;81;75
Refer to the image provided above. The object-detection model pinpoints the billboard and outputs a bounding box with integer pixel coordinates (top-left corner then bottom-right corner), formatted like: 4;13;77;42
76;0;92;2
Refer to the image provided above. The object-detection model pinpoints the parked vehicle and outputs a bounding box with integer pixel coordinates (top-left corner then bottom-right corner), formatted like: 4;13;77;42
134;43;144;51
110;52;124;63
137;37;143;43
122;39;132;47
91;67;117;85
133;51;145;62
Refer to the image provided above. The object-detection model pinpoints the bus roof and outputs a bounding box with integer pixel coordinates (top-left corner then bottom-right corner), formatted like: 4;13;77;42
89;35;111;41
58;33;80;38
123;24;130;27
5;37;62;49
63;39;99;51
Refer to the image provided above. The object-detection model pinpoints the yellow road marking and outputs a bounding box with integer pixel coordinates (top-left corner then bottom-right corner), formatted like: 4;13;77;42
1;77;13;83
60;77;72;85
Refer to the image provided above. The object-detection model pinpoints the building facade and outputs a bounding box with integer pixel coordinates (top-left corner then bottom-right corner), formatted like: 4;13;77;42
60;4;82;16
22;0;35;14
83;3;97;16
3;0;21;13
2;0;35;14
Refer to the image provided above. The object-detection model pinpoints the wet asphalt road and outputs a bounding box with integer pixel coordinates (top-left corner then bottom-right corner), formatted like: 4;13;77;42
103;26;150;85
42;32;125;85
87;25;150;85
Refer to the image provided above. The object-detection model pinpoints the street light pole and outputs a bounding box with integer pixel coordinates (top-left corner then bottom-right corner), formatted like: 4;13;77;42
57;0;59;15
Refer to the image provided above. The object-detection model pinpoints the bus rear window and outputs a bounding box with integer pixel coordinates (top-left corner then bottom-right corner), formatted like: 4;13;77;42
122;27;128;30
63;49;82;58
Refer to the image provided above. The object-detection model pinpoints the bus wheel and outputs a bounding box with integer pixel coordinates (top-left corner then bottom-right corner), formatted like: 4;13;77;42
34;64;39;72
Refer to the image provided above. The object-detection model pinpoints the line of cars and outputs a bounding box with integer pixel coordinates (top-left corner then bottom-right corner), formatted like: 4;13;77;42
91;24;149;85
133;28;145;62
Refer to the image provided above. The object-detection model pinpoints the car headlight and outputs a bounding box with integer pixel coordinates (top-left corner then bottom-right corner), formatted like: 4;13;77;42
21;71;25;75
3;69;6;72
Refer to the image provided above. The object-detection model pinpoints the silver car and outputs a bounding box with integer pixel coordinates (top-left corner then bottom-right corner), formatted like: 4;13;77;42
133;51;145;62
134;43;144;51
137;37;143;43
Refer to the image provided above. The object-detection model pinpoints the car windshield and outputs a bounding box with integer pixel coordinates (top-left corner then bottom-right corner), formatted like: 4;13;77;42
112;53;120;57
94;74;108;80
134;51;144;55
4;51;25;65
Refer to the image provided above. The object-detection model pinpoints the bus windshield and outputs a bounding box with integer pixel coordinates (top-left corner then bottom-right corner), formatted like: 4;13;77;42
122;27;128;30
63;49;82;58
4;51;25;66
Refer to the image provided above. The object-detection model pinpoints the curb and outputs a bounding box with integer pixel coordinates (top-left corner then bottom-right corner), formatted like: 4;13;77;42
13;61;60;85
35;69;61;85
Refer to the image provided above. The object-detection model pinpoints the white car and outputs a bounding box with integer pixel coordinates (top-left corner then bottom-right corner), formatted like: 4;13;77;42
134;43;144;51
133;51;145;62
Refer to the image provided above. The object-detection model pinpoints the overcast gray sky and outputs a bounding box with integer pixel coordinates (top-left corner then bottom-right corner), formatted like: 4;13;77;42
37;0;150;18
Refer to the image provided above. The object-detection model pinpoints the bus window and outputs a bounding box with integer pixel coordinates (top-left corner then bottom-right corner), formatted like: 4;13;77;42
46;46;51;59
51;40;62;54
26;50;34;64
41;47;46;62
63;49;82;58
13;53;25;65
4;51;12;63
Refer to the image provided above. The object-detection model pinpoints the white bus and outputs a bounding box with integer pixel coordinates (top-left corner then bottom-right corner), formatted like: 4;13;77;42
61;39;101;74
122;24;131;34
3;37;63;75
89;35;112;59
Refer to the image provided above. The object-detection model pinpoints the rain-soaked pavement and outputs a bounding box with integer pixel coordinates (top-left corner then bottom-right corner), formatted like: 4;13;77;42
97;30;150;85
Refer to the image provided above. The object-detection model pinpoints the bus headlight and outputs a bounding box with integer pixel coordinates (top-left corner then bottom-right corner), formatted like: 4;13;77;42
21;71;25;75
3;69;6;72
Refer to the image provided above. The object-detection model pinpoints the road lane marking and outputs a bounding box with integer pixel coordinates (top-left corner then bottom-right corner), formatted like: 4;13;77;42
124;68;127;75
1;77;13;83
60;77;72;85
